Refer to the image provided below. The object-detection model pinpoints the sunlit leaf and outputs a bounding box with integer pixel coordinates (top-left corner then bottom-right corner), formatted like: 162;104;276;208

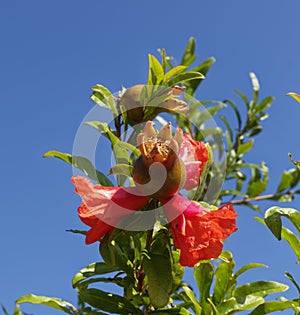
194;261;214;314
148;54;164;85
43;150;113;186
248;300;299;314
235;263;268;278
181;37;196;66
264;206;300;240
167;71;205;87
90;84;117;116
212;251;235;305
72;262;119;288
286;92;300;103
182;286;202;315
16;295;76;315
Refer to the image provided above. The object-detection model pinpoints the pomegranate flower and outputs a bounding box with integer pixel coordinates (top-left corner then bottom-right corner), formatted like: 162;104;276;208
71;176;149;244
163;195;237;267
71;121;237;267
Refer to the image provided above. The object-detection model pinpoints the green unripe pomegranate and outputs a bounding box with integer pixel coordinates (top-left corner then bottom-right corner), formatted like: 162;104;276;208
133;155;185;200
119;84;145;124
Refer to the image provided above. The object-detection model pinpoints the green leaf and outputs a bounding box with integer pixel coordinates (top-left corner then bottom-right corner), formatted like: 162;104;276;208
234;89;249;108
167;71;205;87
171;250;185;293
212;251;235;305
16;295;76;314
164;65;188;83
256;217;300;263
237;139;254;156
281;226;300;263
246;162;268;198
90;84;118;116
43;150;113;186
277;170;294;192
248;300;299;314
185;57;215;95
79;288;142;315
108;164;133;178
194;261;214;314
285;272;300;295
144;253;173;308
264;206;300;240
182;286;202;315
217;296;264;314
148;54;164;85
235;263;268;278
108;240;134;276
72;262;119;288
13;305;22;315
181;37;196;66
233;281;288;299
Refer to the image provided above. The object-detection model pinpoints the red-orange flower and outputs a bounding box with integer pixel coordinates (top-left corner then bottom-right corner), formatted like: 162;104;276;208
72;176;149;244
163;195;237;267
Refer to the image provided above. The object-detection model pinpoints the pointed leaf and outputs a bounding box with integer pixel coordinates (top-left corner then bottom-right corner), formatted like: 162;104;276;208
167;71;205;87
181;37;196;66
148;54;164;85
16;295;76;314
144;253;172;308
265;206;300;237
43;150;113;186
235;263;267;278
164;65;188;83
287;92;300;103
212;251;235;305
233;281;288;299
194;261;214;314
79;288;142;315
72;262;119;288
182;286;202;315
217;296;264;314
90;84;117;116
248;300;299;314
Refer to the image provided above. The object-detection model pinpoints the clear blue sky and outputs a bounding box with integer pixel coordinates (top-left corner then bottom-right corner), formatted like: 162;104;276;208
1;1;300;314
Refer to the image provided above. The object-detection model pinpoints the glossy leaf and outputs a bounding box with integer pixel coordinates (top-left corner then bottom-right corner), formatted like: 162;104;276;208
286;92;300;103
194;261;214;314
43;150;113;186
16;294;76;315
185;57;215;95
144;253;172;308
217;296;264;314
79;288;142;315
182;286;202;315
264;206;300;240
148;54;164;85
281;226;300;263
181;37;196;66
246;163;268;198
248;300;299;314
277;170;294;192
235;263;267;278
72;262;119;288
237;139;254;156
90;84;117;116
163;65;187;83
167;71;205;87
212;251;235;305
233;281;288;299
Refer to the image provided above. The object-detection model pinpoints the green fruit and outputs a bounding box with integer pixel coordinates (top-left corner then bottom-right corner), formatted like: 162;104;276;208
119;84;145;124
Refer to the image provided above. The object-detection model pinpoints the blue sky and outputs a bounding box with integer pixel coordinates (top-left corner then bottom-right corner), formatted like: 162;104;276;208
1;1;300;314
